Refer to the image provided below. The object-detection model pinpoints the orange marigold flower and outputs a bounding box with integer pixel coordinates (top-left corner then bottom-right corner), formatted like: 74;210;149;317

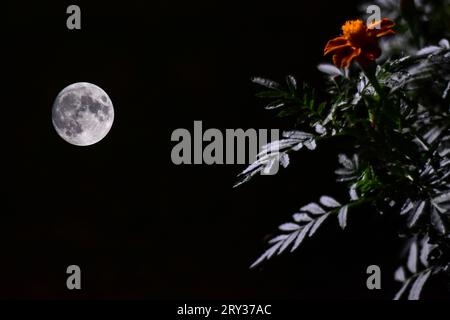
324;18;395;69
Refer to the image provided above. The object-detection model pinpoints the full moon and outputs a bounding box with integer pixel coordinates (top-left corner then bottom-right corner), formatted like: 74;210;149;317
52;82;114;146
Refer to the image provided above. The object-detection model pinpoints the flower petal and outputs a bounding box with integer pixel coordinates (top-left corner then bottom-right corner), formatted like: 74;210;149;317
375;29;396;38
324;36;350;55
367;18;394;30
341;47;361;68
333;46;361;69
368;18;395;38
325;19;394;69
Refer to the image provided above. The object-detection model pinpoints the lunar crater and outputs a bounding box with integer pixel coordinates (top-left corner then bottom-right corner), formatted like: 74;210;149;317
52;82;114;146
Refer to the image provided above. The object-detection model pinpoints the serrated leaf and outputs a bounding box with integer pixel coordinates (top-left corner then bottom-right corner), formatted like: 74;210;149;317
416;46;442;55
423;126;442;144
282;131;314;139
408;270;431;300
338;205;348;229
349;184;359;200
335;168;355;176
443;81;450;99
414;137;430;152
278;230;300;255
338;154;355;170
309;213;330;237
401;200;414;215
438;148;450;157
395;267;406;282
291;222;313;252
431;208;446;235
292;143;303;151
261;158;278;175
315;123;326;134
300;203;326;215
440;158;450;167
317;63;343;77
394;278;412;300
304;139;317;150
420;237;431;267
286;75;297;91
293;213;312;223
251;77;280;89
280;153;290;168
279;223;300;231
433;192;450;204
265;242;282;259
407;241;418;274
268;234;289;244
320;196;341;208
408;201;426;228
439;39;450;49
265;101;285;110
249;241;283;269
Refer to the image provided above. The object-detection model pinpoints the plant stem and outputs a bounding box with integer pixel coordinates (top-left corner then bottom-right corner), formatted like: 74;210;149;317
359;62;386;129
362;63;385;99
329;196;378;217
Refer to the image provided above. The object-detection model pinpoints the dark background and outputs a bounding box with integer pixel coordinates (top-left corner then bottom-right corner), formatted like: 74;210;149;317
2;0;412;299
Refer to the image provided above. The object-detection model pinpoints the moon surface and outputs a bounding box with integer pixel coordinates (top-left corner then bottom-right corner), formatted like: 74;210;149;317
52;82;114;146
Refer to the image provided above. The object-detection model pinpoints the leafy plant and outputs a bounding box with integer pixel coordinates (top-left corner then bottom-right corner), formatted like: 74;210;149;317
236;0;450;299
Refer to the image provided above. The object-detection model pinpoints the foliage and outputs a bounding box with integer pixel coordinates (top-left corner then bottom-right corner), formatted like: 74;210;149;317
236;0;450;299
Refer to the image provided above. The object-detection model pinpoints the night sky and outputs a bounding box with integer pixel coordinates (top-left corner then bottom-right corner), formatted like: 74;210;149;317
3;0;430;299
